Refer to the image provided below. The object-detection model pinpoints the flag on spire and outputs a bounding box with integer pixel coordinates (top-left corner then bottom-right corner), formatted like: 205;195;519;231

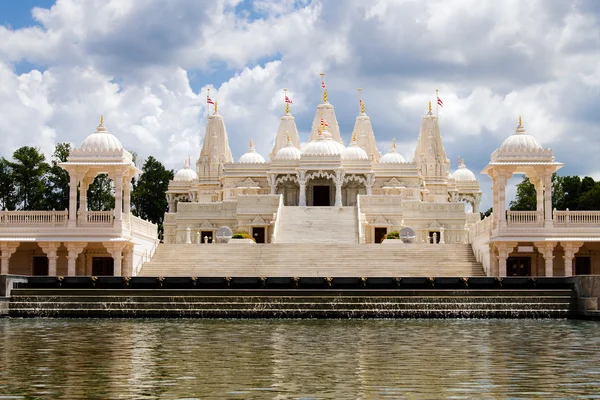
437;95;443;107
320;117;329;127
285;95;293;104
207;96;215;105
321;77;326;89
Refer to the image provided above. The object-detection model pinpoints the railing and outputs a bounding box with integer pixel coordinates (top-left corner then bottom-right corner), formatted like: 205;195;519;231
78;210;114;225
271;194;284;243
0;210;68;226
506;210;542;226
134;239;159;276
472;214;493;237
357;194;365;244
554;210;600;226
130;214;158;238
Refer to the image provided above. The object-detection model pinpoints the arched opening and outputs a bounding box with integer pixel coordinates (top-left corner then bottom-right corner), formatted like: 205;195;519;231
307;178;334;206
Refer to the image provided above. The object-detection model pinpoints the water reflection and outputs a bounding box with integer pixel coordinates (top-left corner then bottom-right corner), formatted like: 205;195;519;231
0;319;599;399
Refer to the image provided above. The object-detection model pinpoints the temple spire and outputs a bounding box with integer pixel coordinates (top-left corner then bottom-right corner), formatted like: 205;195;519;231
100;115;104;125
428;101;432;115
284;88;291;114
519;115;523;126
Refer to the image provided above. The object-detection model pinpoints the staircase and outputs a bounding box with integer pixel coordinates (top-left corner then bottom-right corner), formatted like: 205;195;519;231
275;206;358;243
139;243;485;277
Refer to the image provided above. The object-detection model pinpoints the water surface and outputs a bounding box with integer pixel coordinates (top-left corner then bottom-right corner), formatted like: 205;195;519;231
1;319;599;399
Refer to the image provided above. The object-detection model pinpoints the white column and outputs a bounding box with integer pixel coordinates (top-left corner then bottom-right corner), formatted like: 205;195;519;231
561;242;583;277
366;174;374;196
123;176;131;215
298;170;307;207
534;178;544;223
80;177;89;213
335;171;344;207
497;251;508;277
498;175;507;228
40;242;60;276
114;174;123;222
68;173;78;227
537;242;556;277
65;243;86;276
186;227;192;244
544;174;553;228
0;243;19;275
122;245;133;277
267;174;277;195
439;227;445;244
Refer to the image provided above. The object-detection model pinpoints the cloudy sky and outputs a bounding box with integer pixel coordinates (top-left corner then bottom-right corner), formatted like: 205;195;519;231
1;0;599;209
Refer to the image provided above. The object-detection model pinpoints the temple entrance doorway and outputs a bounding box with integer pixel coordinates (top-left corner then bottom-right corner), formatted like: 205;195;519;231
92;257;114;276
32;257;49;276
201;231;213;244
507;257;531;276
252;227;265;244
313;186;331;206
575;257;591;275
429;231;441;244
374;227;387;244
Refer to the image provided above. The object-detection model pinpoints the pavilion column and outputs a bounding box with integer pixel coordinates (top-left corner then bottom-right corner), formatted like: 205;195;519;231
536;242;557;277
167;194;174;213
122;245;134;277
65;243;86;276
105;243;126;276
68;173;78;227
80;177;90;214
543;174;553;228
298;170;307;207
267;174;277;195
495;242;516;277
0;243;19;275
114;174;123;222
561;242;583;277
473;194;481;214
497;175;507;228
533;178;544;224
123;176;131;216
40;242;61;276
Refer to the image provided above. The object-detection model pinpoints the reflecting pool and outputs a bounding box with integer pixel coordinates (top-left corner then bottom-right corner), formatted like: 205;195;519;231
1;319;599;399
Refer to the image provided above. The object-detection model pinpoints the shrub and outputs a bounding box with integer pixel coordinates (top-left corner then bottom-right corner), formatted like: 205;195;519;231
231;231;256;242
381;231;400;242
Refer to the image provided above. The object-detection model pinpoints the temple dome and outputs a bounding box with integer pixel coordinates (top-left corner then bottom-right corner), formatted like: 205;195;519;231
452;161;477;182
380;141;407;163
301;129;346;157
79;118;123;152
238;140;266;164
341;135;368;161
499;120;543;153
275;136;302;160
173;157;198;182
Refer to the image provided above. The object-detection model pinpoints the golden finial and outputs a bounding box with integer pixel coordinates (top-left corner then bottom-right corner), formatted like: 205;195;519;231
320;73;327;103
351;131;356;142
249;139;254;148
214;101;218;114
358;88;365;114
284;88;289;114
392;138;396;149
100;115;104;125
519;115;522;126
428;101;432;114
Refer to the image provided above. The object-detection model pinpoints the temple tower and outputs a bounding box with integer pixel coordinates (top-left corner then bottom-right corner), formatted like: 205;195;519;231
196;101;234;179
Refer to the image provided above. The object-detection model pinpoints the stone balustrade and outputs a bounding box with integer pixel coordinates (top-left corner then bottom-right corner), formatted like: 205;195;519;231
472;214;493;237
78;210;114;225
554;210;600;226
0;210;68;226
506;210;542;226
129;214;158;238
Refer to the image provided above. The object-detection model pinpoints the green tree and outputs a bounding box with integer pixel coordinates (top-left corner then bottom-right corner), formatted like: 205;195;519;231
509;177;536;211
8;146;49;210
46;143;71;211
0;157;16;210
480;207;493;219
87;174;115;211
578;182;600;210
131;156;174;237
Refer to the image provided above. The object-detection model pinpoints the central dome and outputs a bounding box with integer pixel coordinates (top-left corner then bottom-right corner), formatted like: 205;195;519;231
452;160;477;182
301;130;346;157
341;134;368;161
275;136;302;160
173;157;198;182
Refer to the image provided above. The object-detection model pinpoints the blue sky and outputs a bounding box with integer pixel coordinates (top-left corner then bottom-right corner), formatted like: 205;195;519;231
1;0;599;209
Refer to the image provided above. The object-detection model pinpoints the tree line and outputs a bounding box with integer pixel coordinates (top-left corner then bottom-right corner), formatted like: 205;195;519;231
0;144;174;235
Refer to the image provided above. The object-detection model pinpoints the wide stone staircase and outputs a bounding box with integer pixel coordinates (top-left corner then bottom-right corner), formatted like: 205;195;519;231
274;206;358;243
139;243;485;277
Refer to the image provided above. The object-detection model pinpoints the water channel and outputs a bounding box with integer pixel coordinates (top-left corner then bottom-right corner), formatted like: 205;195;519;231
1;319;599;399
